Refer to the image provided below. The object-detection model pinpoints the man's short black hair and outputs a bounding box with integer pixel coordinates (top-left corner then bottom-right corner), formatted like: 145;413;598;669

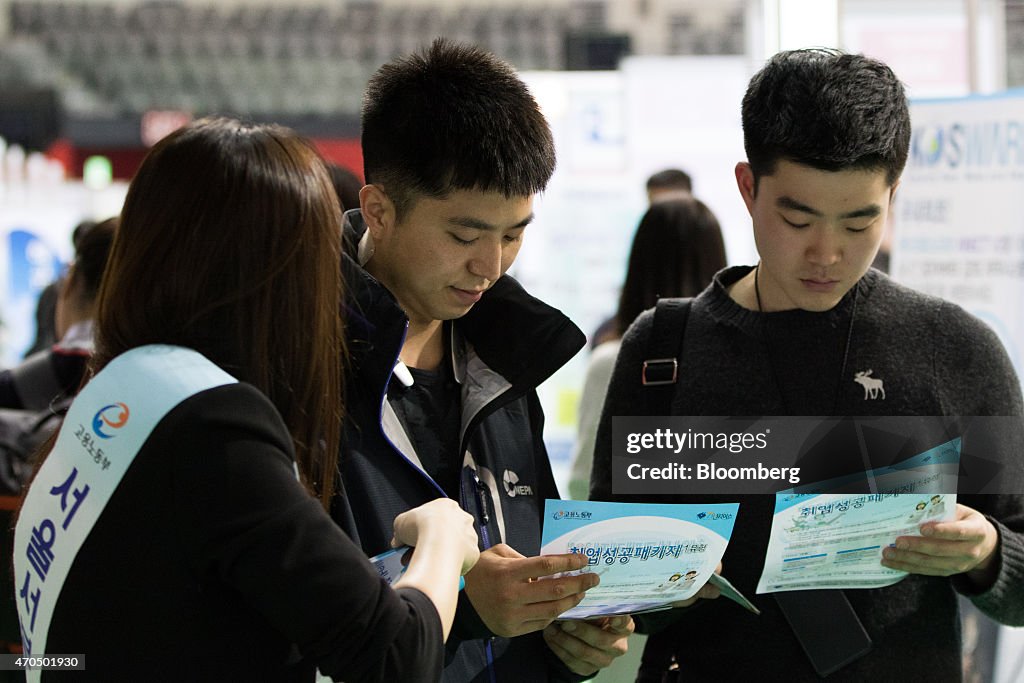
361;38;555;219
646;168;692;193
742;48;910;189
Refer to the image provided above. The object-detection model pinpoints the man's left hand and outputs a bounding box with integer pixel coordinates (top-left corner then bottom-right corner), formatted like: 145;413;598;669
881;503;999;587
543;615;634;677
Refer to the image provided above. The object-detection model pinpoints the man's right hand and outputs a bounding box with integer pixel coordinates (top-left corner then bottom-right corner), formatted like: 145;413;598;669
463;544;597;637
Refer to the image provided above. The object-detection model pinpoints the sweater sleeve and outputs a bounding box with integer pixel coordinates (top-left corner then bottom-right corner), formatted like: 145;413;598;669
935;301;1024;625
174;384;444;682
953;502;1024;626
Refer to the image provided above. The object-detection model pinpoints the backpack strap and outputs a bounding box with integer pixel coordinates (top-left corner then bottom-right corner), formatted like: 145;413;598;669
642;298;691;415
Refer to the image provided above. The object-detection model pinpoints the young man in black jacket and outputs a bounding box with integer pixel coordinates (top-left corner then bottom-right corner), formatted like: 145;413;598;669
333;39;634;682
592;49;1024;681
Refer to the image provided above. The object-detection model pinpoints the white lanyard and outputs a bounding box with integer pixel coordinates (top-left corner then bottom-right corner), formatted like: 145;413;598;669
13;345;236;680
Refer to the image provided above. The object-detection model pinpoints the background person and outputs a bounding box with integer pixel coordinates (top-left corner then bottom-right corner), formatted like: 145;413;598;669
0;217;117;410
646;168;693;204
569;198;726;499
327;162;363;212
22;220;97;359
589;168;702;349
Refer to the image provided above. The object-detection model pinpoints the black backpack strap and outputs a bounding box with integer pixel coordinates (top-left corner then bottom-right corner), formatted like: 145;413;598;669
642;297;691;415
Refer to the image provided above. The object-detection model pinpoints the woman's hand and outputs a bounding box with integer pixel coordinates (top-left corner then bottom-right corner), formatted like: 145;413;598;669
393;498;480;574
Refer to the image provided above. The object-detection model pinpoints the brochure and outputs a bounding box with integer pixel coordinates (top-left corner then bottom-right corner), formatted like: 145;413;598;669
708;573;761;615
370;545;466;590
540;499;755;619
756;438;960;593
369;546;413;585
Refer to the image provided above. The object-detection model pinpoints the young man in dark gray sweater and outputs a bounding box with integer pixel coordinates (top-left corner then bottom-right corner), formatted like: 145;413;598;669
591;48;1024;681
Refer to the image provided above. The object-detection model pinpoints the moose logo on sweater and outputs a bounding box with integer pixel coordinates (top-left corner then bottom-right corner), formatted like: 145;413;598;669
853;370;886;400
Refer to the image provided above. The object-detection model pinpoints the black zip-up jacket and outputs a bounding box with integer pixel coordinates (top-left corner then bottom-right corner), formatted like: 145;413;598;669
333;210;588;682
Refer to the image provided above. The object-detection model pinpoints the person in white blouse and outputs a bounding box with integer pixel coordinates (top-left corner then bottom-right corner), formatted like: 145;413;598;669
569;198;726;499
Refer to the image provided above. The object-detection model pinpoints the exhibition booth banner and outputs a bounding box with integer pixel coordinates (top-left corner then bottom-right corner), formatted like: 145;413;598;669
894;91;1024;389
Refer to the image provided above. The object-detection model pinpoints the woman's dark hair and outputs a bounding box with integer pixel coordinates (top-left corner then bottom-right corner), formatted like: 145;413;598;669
614;198;726;337
327;162;363;212
67;216;118;303
89;117;344;508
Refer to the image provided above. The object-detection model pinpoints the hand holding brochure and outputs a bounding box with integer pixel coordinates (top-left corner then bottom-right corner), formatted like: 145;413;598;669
541;499;756;619
756;438;960;593
370;545;465;590
369;546;413;584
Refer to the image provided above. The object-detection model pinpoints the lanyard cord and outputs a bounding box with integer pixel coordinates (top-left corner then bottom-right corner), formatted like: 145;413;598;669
753;264;858;415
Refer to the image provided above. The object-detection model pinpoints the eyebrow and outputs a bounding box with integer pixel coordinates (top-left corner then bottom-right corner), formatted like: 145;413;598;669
776;196;882;220
448;213;535;231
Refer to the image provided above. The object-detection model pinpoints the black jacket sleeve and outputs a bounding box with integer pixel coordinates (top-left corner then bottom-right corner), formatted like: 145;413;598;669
176;384;445;682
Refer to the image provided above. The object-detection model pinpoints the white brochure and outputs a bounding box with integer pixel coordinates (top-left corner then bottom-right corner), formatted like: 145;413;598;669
541;499;751;619
757;438;960;593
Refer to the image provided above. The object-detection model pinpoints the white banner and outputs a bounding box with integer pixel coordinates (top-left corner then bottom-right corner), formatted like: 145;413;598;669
893;93;1024;390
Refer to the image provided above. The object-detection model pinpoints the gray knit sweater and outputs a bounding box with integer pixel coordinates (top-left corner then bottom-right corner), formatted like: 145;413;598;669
590;265;1024;682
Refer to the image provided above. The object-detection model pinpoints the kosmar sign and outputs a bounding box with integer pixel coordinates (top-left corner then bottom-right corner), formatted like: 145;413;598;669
910;119;1024;169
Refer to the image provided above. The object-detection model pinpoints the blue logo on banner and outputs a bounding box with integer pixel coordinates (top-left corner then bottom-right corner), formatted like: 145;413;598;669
912;125;945;167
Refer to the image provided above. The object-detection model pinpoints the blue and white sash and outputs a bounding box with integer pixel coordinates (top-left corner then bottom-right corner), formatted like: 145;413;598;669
13;345;236;679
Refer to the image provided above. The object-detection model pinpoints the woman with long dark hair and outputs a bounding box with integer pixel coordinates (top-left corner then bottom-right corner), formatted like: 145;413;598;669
569;198;726;499
14;117;478;682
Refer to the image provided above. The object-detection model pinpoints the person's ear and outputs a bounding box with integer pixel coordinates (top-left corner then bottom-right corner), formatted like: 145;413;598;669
888;179;901;205
735;162;756;216
360;184;395;242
